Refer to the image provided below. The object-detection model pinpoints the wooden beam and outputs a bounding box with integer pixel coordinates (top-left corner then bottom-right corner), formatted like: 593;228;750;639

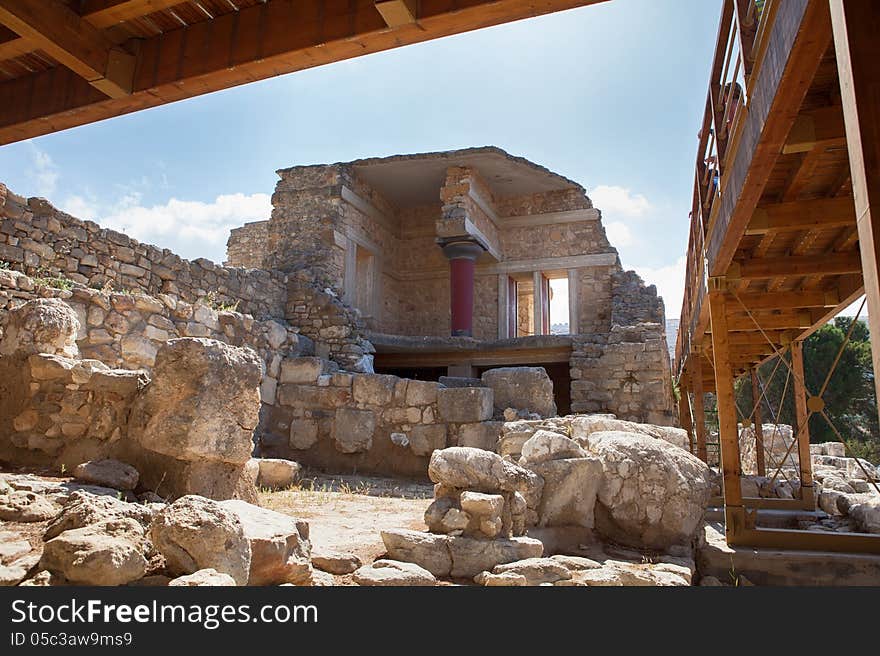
790;340;815;506
678;381;695;454
78;1;184;29
689;356;708;462
745;197;857;235
375;0;417;27
722;330;790;345
783;105;847;154
0;28;31;60
0;1;181;63
0;0;608;145
0;0;133;98
751;368;766;476
725;311;814;331
708;278;746;540
831;0;880;430
728;252;862;279
781;146;827;202
729;288;840;310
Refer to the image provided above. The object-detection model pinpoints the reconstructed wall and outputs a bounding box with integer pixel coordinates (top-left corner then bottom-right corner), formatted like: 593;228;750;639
570;323;674;425
258;365;501;478
612;270;665;326
224;220;268;268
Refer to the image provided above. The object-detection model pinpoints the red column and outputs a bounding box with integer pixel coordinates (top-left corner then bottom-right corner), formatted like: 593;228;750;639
442;241;484;337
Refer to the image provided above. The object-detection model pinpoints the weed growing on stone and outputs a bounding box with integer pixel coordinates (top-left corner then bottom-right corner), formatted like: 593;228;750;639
32;268;73;290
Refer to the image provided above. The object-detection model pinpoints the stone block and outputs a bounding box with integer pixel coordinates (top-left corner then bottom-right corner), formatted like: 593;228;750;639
279;357;325;384
289;419;319;450
457;421;502;451
352;373;398;406
437;387;493;423
409;424;447;457
333;408;375;453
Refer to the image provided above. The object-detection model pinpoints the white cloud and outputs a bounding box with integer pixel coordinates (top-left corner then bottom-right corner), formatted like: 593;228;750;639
631;255;687;320
27;144;59;197
61;195;99;220
605;221;632;247
589;185;652;218
61;191;271;264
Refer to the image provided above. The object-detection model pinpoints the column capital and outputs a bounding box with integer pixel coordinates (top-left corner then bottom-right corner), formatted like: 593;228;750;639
441;239;484;261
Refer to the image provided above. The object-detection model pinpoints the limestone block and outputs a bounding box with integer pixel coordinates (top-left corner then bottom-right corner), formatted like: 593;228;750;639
409;424;447;457
151;496;251;586
481;367;556;417
169;569;236;586
519;430;587;466
290;419;319;450
405;380;439;406
333;408;375;453
128;338;262;466
380;529;452;577
353;560;436;586
531;457;602;528
448;535;543;579
457;421;502;451
352;373;398;406
73;459;139;491
0;298;79;357
219;500;312;585
584;431;713;550
40;518;146;586
255;458;301;489
437;387;493;423
279;357;325;384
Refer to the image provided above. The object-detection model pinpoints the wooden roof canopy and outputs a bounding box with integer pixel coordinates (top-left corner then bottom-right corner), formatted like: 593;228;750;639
0;0;606;145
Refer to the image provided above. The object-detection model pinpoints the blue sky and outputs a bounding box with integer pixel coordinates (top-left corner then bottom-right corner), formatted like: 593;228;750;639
0;0;724;317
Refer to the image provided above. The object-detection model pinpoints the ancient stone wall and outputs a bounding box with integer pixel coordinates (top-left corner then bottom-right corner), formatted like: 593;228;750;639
570;323;674;426
0;351;147;467
0;269;306;401
0;185;287;319
259;367;501;478
577;265;616;334
0;183;370;372
284;271;374;372
612;270;665;327
225;220;269;268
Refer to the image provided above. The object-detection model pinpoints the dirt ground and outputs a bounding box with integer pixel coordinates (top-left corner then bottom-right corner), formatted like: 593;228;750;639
259;472;434;579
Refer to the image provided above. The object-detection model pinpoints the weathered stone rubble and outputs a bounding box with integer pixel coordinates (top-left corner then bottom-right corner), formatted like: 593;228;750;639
127;338;263;501
377;425;712;584
0;476;315;587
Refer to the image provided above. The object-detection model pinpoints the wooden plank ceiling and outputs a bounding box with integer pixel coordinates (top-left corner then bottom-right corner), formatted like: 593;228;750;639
0;0;606;144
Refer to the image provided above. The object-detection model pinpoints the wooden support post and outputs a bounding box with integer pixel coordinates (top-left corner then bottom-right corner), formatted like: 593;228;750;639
708;277;746;542
831;0;880;431
679;378;695;454
690;355;708;462
751;368;766;476
790;340;815;505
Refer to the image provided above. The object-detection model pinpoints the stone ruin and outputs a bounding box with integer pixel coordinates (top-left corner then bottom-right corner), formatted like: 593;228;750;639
0;149;878;587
